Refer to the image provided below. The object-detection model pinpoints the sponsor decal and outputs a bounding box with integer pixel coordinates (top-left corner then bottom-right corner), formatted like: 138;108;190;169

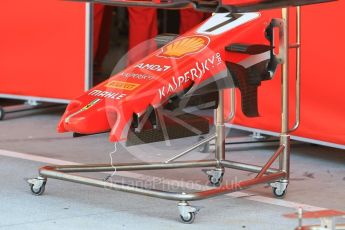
88;90;126;100
120;72;155;80
106;80;140;91
157;35;210;59
196;13;260;36
135;63;171;72
158;52;222;99
64;99;101;123
81;99;101;111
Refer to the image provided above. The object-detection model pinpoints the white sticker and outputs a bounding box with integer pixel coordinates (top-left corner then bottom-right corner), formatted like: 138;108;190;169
135;63;171;72
196;12;260;36
88;90;126;100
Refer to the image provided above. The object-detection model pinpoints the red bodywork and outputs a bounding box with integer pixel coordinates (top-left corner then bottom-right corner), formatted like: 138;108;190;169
58;11;273;142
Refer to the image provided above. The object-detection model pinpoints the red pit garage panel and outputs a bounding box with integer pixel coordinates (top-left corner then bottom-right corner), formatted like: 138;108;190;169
229;1;345;148
0;0;89;102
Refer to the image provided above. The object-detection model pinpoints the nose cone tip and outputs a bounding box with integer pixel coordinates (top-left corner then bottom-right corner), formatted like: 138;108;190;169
109;135;125;143
109;136;117;142
57;122;67;133
62;116;90;134
57;107;113;135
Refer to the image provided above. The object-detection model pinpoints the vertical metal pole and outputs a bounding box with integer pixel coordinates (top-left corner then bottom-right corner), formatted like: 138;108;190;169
279;8;290;179
215;90;226;163
289;6;302;133
85;2;94;91
295;6;301;128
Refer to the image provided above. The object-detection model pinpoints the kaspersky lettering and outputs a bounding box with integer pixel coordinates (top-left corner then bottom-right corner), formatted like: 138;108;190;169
158;53;221;99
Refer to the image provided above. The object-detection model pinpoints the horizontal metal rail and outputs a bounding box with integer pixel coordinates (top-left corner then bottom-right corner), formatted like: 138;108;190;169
46;157;282;175
40;166;286;201
46;160;218;173
220;160;280;174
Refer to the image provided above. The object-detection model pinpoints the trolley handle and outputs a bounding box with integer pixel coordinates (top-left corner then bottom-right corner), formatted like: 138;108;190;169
289;6;301;133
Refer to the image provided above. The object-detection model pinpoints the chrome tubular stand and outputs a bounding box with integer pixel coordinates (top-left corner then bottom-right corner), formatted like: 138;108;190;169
273;7;292;195
28;8;301;223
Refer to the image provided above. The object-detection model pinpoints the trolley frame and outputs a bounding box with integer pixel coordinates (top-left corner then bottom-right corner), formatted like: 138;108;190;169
28;7;302;223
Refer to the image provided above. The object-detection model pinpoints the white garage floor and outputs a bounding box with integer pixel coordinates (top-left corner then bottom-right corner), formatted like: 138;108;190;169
0;107;344;230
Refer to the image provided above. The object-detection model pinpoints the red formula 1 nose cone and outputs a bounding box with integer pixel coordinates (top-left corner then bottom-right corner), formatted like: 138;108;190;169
57;11;277;143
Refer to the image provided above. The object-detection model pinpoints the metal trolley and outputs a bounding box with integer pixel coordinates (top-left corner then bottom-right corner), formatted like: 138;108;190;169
28;3;303;224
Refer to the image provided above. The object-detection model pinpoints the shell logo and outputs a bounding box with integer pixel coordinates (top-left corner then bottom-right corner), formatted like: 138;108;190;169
157;35;210;59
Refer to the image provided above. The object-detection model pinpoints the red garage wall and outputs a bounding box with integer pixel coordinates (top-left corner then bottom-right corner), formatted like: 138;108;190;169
0;0;86;100
229;1;345;147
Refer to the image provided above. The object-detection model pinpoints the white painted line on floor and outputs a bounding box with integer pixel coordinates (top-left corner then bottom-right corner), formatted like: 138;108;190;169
0;149;80;166
0;149;325;212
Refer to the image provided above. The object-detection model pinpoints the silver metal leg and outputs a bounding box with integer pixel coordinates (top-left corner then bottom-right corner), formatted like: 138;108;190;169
215;90;226;163
205;89;226;185
267;7;292;198
279;7;291;181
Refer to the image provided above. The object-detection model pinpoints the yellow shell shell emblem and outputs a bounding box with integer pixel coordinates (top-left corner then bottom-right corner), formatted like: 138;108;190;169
158;35;210;58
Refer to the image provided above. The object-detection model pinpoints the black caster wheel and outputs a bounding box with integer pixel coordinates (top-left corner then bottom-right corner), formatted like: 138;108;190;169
28;178;46;196
180;212;196;224
272;187;287;198
208;174;223;186
30;182;46;196
0;107;4;120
